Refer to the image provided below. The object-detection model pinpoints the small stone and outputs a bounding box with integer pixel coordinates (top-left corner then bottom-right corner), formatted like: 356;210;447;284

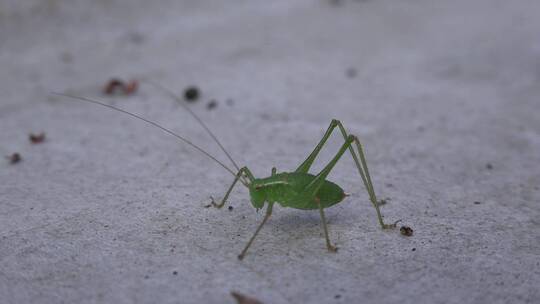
184;86;200;102
207;100;218;110
124;80;138;95
345;67;357;78
29;132;46;144
103;78;124;95
7;153;21;164
400;226;414;236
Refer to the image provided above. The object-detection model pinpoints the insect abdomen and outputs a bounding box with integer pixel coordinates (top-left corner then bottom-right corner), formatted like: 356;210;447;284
263;173;346;210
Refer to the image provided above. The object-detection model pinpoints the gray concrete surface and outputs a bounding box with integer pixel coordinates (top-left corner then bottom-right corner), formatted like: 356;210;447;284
1;0;539;303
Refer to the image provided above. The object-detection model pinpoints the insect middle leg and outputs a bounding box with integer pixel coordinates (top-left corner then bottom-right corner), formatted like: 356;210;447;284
299;135;355;251
238;202;274;260
316;198;338;252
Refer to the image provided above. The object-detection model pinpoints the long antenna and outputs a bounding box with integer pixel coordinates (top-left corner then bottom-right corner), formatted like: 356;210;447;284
53;92;239;179
142;80;241;172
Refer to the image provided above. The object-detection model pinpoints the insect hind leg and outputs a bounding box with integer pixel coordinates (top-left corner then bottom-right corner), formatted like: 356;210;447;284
298;119;398;229
295;119;341;173
333;120;399;229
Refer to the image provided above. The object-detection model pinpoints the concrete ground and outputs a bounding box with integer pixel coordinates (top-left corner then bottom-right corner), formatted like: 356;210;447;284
1;0;539;303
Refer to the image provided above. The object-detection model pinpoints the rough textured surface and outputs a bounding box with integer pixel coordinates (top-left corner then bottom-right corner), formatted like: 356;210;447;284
1;1;539;303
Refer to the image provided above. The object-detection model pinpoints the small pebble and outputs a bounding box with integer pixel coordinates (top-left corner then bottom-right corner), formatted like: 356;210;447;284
184;86;200;102
103;78;124;95
486;163;493;170
345;67;357;78
29;132;46;144
8;153;22;164
228;206;234;211
103;78;138;95
60;52;73;63
400;226;414;236
412;248;416;251
172;271;178;275
207;100;217;110
124;80;138;95
474;201;481;205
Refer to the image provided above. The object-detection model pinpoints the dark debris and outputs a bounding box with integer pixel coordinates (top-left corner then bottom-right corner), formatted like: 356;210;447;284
29;132;46;144
231;291;263;304
400;226;414;237
103;78;138;95
7;153;21;164
345;67;357;78
184;86;200;102
207;100;218;110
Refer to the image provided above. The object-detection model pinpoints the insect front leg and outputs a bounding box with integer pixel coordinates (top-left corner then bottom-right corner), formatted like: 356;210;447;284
208;167;253;209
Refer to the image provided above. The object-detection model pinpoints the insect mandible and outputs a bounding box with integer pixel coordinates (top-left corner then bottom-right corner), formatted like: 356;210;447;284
55;82;400;260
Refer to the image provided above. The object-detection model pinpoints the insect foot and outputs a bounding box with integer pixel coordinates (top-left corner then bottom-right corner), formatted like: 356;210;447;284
377;198;390;206
327;245;339;253
203;196;225;209
382;219;402;229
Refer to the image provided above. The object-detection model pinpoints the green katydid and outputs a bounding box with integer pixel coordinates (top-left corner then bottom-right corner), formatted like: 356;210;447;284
54;82;399;260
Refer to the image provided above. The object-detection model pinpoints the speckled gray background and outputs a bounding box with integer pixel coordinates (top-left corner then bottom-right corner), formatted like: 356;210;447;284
1;1;539;303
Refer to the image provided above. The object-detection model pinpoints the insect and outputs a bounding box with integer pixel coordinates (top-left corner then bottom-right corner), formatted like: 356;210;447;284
55;82;399;260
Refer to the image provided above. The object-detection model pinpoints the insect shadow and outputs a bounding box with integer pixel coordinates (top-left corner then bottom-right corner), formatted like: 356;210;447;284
54;81;400;260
